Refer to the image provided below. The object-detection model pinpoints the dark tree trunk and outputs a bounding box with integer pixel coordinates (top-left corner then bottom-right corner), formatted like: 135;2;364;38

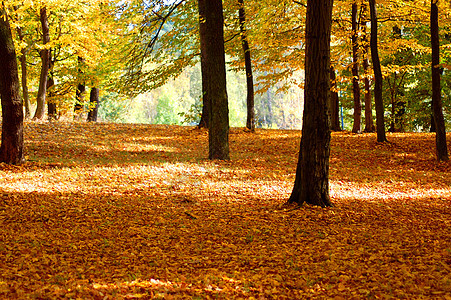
197;0;210;129
33;6;50;120
330;66;341;131
368;0;386;142
87;88;100;122
238;0;255;132
430;113;436;132
16;26;31;119
351;1;361;133
74;56;86;119
361;4;375;133
47;75;57;121
198;0;230;160
288;0;333;207
430;0;449;161
0;7;24;164
74;83;86;118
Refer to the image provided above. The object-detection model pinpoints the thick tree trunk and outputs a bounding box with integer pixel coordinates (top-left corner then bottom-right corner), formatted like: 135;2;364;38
430;0;449;161
330;66;341;131
87;88;100;122
33;6;50;120
288;0;333;207
238;0;255;132
351;1;361;133
198;0;230;160
368;0;386;142
0;7;24;164
197;0;210;129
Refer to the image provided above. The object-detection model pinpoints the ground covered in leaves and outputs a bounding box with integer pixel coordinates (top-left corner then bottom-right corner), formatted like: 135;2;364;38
0;122;450;299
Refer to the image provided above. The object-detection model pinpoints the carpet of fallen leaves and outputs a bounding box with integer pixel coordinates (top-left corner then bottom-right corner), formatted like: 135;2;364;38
0;122;450;299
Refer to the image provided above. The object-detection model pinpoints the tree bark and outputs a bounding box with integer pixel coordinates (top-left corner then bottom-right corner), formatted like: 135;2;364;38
33;6;50;120
430;0;449;161
238;0;255;132
330;66;341;131
351;1;361;133
368;0;386;142
361;5;375;133
87;87;100;122
198;0;230;160
288;0;333;207
0;6;24;164
197;0;210;129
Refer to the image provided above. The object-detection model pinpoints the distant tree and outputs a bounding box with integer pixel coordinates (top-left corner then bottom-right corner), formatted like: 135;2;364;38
197;0;210;129
33;6;50;120
198;0;230;160
238;0;255;132
288;0;333;207
0;5;24;164
368;0;386;142
430;0;449;161
330;66;341;131
361;4;374;133
351;1;361;133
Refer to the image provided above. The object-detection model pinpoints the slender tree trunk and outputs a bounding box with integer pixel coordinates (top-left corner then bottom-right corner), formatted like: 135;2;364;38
198;0;230;160
238;0;255;132
430;0;449;161
351;1;361;133
0;6;24;164
368;0;386;142
330;66;341;131
197;0;210;129
33;6;50;120
87;87;100;122
288;0;333;207
16;26;31;119
74;56;86;120
361;5;375;132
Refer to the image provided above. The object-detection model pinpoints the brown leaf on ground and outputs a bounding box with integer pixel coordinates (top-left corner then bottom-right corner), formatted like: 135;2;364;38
0;122;450;299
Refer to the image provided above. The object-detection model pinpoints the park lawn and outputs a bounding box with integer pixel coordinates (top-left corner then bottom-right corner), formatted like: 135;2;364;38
0;121;450;299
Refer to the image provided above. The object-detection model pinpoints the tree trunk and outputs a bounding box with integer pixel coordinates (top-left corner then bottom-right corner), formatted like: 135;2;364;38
74;56;86;120
430;0;449;161
198;0;230;160
238;0;255;132
33;6;50;120
47;74;57;121
351;1;361;133
361;5;375;133
330;66;341;131
0;6;24;164
74;83;86;119
87;88;100;122
288;0;333;207
16;26;31;119
197;0;210;129
368;0;386;142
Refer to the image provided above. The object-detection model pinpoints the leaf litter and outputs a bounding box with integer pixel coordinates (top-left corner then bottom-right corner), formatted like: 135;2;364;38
0;122;450;299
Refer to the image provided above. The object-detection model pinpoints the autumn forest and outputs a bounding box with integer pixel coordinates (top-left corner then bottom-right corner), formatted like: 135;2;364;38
0;0;450;298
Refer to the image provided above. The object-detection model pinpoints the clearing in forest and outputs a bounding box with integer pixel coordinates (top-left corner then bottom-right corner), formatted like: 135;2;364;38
0;122;450;299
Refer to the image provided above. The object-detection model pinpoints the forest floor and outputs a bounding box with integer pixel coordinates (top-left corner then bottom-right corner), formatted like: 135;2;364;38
0;122;450;299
